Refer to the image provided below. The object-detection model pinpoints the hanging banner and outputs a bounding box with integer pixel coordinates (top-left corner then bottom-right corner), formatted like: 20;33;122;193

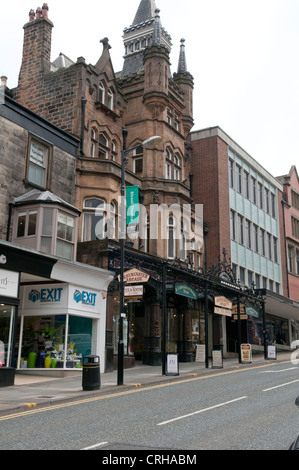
126;185;139;231
240;344;252;363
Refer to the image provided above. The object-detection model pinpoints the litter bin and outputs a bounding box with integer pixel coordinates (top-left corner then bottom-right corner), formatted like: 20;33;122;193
82;355;101;391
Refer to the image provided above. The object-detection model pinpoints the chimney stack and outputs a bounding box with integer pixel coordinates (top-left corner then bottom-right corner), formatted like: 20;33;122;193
16;5;54;108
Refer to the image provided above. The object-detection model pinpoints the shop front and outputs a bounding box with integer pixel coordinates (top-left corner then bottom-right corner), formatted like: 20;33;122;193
0;240;114;379
0;268;19;374
17;283;106;374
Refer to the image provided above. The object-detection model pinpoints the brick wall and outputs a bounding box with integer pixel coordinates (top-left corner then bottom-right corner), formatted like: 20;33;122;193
191;134;231;267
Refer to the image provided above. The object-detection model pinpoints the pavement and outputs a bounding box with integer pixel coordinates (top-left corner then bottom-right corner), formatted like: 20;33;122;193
0;351;294;417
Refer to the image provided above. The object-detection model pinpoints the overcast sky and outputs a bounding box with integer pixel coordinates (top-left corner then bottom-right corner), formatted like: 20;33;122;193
1;0;298;178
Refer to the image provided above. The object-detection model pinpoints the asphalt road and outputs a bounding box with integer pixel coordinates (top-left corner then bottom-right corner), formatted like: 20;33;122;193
0;361;298;451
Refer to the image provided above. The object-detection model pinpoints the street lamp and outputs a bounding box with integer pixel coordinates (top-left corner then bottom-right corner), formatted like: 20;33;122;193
117;128;162;386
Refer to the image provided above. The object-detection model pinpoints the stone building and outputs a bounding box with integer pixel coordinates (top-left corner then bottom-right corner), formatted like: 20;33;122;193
9;1;205;370
4;0;297;373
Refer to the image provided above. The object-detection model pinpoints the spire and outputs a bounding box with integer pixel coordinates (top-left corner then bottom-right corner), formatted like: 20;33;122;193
132;0;157;25
177;38;188;73
121;1;172;78
152;9;162;46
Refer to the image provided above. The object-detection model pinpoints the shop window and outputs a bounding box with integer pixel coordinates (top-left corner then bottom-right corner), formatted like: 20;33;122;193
27;138;50;188
18;315;93;369
0;305;15;367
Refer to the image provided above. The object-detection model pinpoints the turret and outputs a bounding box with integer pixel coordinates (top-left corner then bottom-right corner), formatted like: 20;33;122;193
173;39;194;135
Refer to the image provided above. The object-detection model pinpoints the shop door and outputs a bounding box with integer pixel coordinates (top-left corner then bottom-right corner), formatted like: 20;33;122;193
129;302;145;360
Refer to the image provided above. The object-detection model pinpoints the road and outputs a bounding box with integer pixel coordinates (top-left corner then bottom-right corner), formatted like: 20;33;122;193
0;361;298;451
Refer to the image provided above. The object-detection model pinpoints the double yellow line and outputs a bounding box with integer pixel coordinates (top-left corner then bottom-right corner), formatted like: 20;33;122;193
0;361;291;421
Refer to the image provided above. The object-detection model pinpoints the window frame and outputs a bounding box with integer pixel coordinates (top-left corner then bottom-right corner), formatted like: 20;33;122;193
26;135;52;189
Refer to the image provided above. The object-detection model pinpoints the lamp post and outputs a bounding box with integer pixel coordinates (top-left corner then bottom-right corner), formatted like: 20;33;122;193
117;128;162;386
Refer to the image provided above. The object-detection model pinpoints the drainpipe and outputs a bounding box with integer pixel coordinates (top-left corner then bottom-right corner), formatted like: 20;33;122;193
6;203;14;241
281;198;290;297
80;98;87;156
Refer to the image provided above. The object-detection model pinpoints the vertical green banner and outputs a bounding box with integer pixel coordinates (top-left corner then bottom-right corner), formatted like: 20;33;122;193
126;186;139;231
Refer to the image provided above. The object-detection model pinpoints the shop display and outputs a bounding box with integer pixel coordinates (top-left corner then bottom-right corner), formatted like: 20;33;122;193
19;315;92;369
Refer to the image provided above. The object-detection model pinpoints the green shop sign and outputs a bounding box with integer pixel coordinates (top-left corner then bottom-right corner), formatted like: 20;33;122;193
175;283;198;300
245;306;259;318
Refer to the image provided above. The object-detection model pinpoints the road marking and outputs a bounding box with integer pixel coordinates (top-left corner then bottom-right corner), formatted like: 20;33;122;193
157;396;248;426
0;361;292;421
260;367;298;373
263;379;299;392
82;441;108;450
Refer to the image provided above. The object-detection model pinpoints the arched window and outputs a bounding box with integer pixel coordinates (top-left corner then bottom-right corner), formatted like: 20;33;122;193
180;219;187;261
99;133;109;159
90;128;97;158
82;198;106;241
165;148;172;179
173;154;181;181
106;200;117;240
107;88;113;110
111;140;117;162
99;81;105;103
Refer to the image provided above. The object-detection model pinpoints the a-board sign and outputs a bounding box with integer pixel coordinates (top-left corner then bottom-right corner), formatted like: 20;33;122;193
195;344;205;363
166;354;179;376
267;345;277;360
240;344;252;363
212;350;223;369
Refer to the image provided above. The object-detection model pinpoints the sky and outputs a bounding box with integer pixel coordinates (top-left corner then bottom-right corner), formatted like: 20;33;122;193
1;0;299;178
